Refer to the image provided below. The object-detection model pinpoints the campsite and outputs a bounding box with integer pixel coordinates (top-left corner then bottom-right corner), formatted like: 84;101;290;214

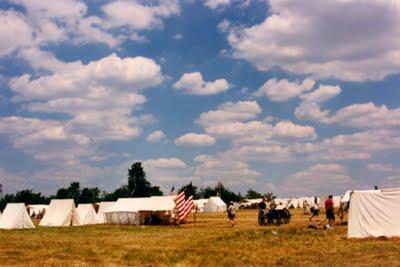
0;209;400;266
2;0;400;266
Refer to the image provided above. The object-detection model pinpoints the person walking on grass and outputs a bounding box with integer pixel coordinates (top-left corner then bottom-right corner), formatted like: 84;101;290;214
227;201;236;227
324;195;335;228
309;196;319;221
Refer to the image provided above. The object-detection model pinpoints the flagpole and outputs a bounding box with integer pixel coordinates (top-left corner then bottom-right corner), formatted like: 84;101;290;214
193;207;197;227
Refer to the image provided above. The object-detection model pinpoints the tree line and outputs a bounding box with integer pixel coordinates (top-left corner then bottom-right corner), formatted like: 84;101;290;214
0;162;274;211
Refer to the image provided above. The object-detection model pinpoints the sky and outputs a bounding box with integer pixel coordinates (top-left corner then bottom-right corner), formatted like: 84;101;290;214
1;0;400;197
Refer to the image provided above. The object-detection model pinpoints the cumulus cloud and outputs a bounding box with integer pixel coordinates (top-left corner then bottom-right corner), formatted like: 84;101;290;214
2;54;163;161
0;10;33;57
297;101;400;130
193;154;259;186
367;163;393;172
226;0;400;81
146;130;166;143
174;72;230;95
253;78;315;102
143;157;187;169
204;0;231;10
175;133;216;147
197;101;261;127
140;157;192;187
282;163;353;196
102;0;180;31
0;0;182;60
300;85;341;104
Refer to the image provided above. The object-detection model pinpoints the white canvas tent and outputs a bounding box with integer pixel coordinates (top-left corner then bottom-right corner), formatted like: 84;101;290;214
194;199;208;212
348;188;400;238
203;197;226;213
76;204;99;225
105;196;175;225
0;203;35;229
96;202;115;224
40;199;82;227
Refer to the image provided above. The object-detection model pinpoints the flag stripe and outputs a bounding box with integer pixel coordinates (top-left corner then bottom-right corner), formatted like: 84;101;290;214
174;191;194;223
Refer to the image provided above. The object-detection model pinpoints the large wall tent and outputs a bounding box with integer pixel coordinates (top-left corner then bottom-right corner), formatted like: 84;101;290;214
348;188;400;238
40;199;82;227
96;202;115;224
0;203;35;229
203;197;227;213
105;196;175;225
76;204;100;225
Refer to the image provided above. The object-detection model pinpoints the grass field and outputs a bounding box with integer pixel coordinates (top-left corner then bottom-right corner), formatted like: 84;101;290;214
0;209;399;266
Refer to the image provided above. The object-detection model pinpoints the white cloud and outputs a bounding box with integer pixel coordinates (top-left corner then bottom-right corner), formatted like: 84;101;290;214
143;158;187;169
173;33;183;40
218;19;231;32
204;0;231;10
272;120;317;140
367;163;393;172
253;78;315;102
0;10;33;57
193;154;259;186
174;72;230;95
2;54;163;162
146;130;167;143
197;101;261;127
102;0;180;31
282;163;353;196
297;101;400;129
226;0;400;81
300;85;341;104
175;133;216;147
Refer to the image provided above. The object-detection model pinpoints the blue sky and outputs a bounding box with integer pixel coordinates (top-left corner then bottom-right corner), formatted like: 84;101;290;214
1;0;400;197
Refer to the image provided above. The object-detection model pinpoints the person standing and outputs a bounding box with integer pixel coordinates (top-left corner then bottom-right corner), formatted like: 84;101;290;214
309;196;319;221
324;195;335;227
227;201;236;227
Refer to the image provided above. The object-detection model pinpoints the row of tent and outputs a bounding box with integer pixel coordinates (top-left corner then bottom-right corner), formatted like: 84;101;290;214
0;196;228;229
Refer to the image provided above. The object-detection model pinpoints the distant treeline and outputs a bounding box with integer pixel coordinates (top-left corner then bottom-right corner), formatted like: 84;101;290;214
0;162;274;211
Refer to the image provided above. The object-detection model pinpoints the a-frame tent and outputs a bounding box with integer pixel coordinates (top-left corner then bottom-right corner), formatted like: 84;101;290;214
40;199;82;227
76;204;100;225
0;203;35;229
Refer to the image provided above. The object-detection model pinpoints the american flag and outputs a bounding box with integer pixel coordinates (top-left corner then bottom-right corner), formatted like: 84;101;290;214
174;189;194;223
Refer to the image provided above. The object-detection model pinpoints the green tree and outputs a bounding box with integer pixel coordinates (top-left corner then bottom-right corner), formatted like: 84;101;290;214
55;188;69;199
79;187;100;203
55;182;81;204
127;162;152;197
178;182;200;199
245;189;264;199
150;186;163;196
103;185;131;201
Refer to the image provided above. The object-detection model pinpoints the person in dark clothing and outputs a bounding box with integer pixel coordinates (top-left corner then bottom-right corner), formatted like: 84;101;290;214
258;198;267;210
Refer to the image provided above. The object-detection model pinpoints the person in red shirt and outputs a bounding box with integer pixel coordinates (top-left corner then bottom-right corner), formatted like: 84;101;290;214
325;195;335;227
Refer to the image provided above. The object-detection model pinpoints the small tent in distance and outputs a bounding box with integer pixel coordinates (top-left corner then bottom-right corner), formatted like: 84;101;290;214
203;197;227;213
40;199;82;227
348;188;400;238
0;203;35;229
76;204;100;225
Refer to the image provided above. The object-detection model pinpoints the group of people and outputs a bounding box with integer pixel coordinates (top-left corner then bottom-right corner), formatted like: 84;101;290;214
226;195;339;228
308;195;336;228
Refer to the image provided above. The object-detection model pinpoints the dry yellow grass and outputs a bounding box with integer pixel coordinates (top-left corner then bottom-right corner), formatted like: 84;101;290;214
0;209;399;266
